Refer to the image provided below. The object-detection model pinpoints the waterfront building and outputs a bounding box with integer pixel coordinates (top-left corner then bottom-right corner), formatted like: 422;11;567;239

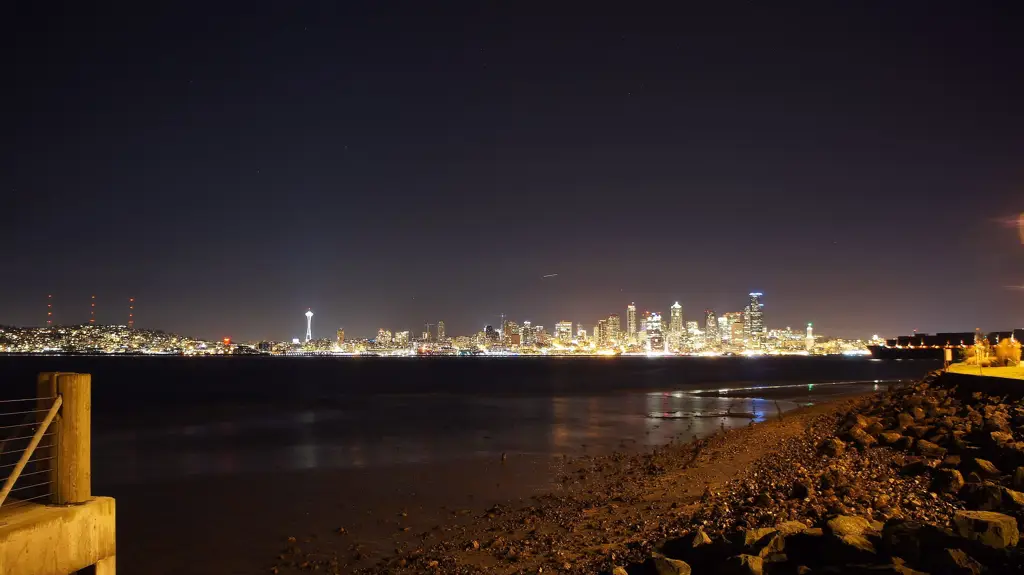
555;321;573;344
806;323;814;351
394;331;410;346
485;325;499;343
336;328;345;345
717;316;730;343
704;309;719;348
744;292;765;348
437;321;445;340
606;314;620;345
376;328;392;346
669;302;683;335
626;303;637;342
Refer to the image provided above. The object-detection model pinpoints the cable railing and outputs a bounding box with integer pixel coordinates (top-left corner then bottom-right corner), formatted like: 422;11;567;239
0;395;62;509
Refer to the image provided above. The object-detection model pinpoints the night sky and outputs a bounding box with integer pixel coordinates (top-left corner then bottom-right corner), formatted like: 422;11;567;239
5;1;1023;341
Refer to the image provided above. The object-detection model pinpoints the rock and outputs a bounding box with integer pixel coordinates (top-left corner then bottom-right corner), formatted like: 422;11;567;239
825;515;875;538
966;471;983;484
849;427;878;449
895;436;915;451
912;407;926;420
990;431;1014;447
880;519;957;567
866;422;885;435
1014;466;1024;490
958;482;1003;511
818;438;845;457
750;532;785;558
833;533;877;563
878;432;903;445
744;528;778;547
650;554;692;575
901;458;937;476
612;568;629;575
897;412;915;429
776;521;808;536
953;510;1020;549
691;530;712;548
722;554;763;575
964;458;1001;479
791;480;811;500
941;455;961;468
915;439;946;458
1001;486;1024;510
906;425;931;439
935;548;983;575
931;469;965;494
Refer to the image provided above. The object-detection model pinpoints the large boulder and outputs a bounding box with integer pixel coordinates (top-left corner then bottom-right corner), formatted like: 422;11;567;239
880;519;957;568
1014;466;1024;490
934;548;983;575
916;439;946;458
963;458;1001;479
649;554;692;575
958;482;1003;511
776;521;809;536
848;427;878;449
953;510;1020;549
990;431;1014;447
721;554;762;575
931;469;965;494
878;432;903;445
897;412;916;429
818;438;845;457
825;515;879;538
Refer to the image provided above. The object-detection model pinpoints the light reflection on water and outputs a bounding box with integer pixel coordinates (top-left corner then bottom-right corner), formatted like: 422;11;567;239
94;382;881;486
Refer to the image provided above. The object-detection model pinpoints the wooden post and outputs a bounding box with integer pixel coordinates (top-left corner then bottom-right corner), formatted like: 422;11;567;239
35;372;62;503
37;373;94;505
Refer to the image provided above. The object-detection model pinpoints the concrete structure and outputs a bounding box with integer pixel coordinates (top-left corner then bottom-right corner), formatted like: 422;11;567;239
0;372;116;574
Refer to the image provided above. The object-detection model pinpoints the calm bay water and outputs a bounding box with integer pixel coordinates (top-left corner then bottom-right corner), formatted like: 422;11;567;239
0;355;940;487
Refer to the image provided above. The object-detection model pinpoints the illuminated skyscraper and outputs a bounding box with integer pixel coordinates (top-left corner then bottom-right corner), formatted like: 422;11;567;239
305;309;314;342
717;316;730;343
806;323;814;351
394;331;410;346
626;303;637;340
606;314;620;345
520;321;533;345
744;292;765;347
376;328;392;346
336;328;345;345
705;309;719;347
596;319;607;347
669;302;683;335
555;321;573;344
437;320;446;340
645;312;663;351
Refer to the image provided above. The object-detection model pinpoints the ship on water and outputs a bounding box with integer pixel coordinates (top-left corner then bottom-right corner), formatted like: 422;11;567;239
867;329;1024;360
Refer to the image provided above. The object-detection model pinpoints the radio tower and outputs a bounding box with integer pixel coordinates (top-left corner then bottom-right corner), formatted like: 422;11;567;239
90;295;96;324
46;294;53;327
305;309;314;342
128;298;135;329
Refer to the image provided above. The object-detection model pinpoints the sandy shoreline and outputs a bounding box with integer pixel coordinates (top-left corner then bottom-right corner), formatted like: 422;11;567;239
270;392;879;573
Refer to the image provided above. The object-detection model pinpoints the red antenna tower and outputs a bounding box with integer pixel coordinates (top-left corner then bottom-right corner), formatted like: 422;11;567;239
46;294;53;327
90;295;96;324
128;298;135;329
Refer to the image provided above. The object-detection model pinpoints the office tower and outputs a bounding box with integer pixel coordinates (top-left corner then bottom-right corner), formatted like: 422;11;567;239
626;303;637;340
606;314;620;345
745;292;765;347
503;320;519;345
577;327;587;342
717;316;730;343
705;309;719;347
669;302;683;335
731;321;744;344
394;331;410;346
336;328;345;345
305;309;314;342
596;319;608;347
645;312;663;351
806;323;814;351
485;325;499;342
376;328;392;346
555;321;573;344
437;320;445;340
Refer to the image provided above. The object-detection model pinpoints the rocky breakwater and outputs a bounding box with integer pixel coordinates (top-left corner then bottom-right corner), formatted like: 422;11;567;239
619;371;1024;574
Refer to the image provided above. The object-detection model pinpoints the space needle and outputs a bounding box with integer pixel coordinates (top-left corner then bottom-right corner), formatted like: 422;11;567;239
305;309;314;342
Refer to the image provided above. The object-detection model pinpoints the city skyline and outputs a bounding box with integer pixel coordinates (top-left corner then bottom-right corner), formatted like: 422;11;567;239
6;3;1022;341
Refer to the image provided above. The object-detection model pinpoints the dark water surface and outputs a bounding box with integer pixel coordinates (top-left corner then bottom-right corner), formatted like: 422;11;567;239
0;356;939;574
0;356;939;486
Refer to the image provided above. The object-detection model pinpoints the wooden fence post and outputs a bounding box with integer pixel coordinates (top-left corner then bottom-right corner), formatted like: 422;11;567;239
36;372;92;505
